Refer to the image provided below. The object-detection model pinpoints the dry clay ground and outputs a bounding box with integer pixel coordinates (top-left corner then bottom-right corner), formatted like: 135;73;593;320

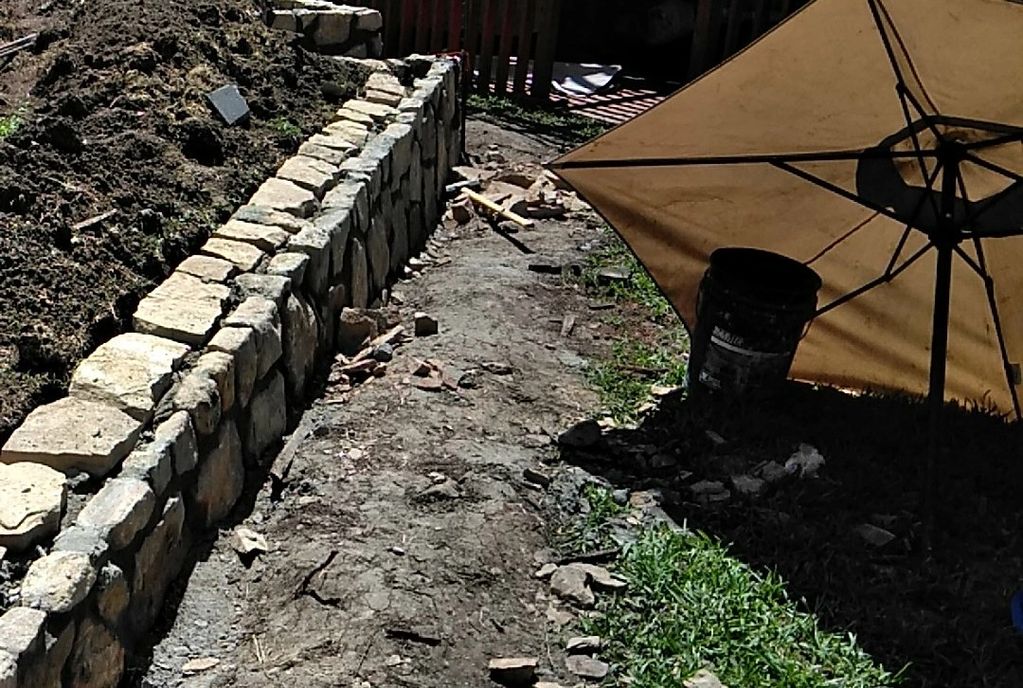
128;119;611;688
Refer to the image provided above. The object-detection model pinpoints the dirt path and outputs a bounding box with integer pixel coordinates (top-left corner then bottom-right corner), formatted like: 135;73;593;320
128;119;606;688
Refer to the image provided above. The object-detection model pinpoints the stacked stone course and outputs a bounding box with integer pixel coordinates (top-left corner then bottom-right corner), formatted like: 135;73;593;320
0;55;461;687
267;1;385;57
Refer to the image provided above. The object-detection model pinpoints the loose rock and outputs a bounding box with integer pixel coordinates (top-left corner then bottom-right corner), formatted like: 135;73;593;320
488;657;537;687
854;523;897;548
414;311;439;337
558;419;602;449
566;655;610;680
684;668;728;687
549;565;595;607
0;463;66;552
20;551;97;614
566;635;602;653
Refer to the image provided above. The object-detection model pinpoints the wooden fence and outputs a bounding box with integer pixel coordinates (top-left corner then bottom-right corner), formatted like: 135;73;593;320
347;0;562;100
688;0;802;79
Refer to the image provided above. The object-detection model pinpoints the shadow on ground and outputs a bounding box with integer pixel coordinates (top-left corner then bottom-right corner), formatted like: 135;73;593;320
559;382;1023;688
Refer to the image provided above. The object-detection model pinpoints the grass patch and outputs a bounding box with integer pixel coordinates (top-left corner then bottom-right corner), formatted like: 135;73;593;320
585;526;903;688
581;233;689;422
0;109;26;141
468;94;609;145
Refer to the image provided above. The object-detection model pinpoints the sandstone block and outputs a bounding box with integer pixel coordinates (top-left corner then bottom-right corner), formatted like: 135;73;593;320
383;122;414;179
153;410;198;476
131;497;186;633
353;7;383;32
366;72;404;97
347;236;370;308
235;273;291;310
69;616;124;688
76;478;155;551
313;10;352;47
366;216;390;292
195;351;236;414
269;9;299;32
69;333;190;421
310;128;365;150
409;142;424;202
223;298;283;379
0;653;15;688
213;219;290;252
1;397;142;477
282;293;318;399
362;137;394;186
232;205;312;234
207;327;258;409
21;620;73;688
297;141;350;166
248;177;319;218
199;237;265;272
288;227;331;297
366;89;402;107
266;252;310;286
333;105;374;129
276;156;340;199
96;563;129;628
323;179;370;233
134;272;231;346
164;370;221;437
21;551;96;614
0;607;46;660
52;526;110;565
0;463;66;552
389;205;410;274
121;443;172;495
243;372;286;462
191;420;244;527
176;254;237;282
313;207;353;278
340;156;383;199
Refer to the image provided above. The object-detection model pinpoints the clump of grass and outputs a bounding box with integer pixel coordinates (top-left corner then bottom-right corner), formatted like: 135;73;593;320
580;232;690;422
0;109;26;141
467;94;609;145
268;117;302;138
585;526;904;688
556;484;627;555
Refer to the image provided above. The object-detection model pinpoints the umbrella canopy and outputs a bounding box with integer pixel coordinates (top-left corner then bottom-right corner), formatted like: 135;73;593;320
551;0;1023;416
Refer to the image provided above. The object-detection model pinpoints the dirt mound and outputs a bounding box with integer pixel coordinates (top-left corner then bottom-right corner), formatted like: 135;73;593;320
0;0;366;440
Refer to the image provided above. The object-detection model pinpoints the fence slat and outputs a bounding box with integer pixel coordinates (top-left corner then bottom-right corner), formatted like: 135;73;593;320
722;0;745;57
464;0;481;82
512;0;536;97
429;0;446;51
476;0;497;93
447;0;464;52
494;0;517;95
530;0;560;100
688;0;723;79
752;0;768;36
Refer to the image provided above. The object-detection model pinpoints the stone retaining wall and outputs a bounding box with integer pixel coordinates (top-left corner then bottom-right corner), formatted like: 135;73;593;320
268;1;384;58
0;54;461;688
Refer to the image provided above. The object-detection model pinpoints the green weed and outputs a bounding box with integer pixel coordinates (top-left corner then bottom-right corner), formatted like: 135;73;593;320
0;109;26;141
269;117;302;138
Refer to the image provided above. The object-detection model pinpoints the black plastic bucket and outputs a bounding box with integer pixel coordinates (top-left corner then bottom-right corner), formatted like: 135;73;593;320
687;247;822;396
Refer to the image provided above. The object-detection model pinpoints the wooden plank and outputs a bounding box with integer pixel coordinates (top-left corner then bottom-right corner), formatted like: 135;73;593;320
464;0;481;89
430;0;448;52
530;0;561;100
398;0;417;56
476;0;497;93
752;0;768;37
722;0;745;57
415;0;431;53
447;0;464;52
512;0;535;97
384;0;402;54
688;0;723;80
493;0;517;96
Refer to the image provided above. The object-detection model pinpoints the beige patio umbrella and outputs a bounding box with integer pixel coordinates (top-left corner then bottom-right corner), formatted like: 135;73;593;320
550;0;1023;437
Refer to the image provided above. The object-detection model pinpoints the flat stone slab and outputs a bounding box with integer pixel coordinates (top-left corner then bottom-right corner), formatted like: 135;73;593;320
213;220;291;253
21;551;96;614
1;397;143;477
199;237;266;272
176;255;237;283
77;478;156;550
248;178;319;218
275;156;340;198
134;272;231;346
0;463;67;552
297;141;351;166
231;205;312;234
69;333;190;420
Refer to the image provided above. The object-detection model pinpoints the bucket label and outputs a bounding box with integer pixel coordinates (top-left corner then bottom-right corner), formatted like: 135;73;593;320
699;326;792;390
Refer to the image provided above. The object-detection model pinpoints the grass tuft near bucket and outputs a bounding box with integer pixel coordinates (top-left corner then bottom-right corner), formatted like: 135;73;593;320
687;247;821;396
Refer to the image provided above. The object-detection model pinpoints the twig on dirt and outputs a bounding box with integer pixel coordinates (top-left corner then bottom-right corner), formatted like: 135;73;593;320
294;550;343;607
560;314;576;337
0;34;38;60
269;414;314;498
555;547;621;566
355;635;376;675
71;210;117;232
384;627;443;647
252;635;267;664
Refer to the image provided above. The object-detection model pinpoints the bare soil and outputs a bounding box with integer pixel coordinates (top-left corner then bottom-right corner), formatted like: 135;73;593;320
0;0;365;440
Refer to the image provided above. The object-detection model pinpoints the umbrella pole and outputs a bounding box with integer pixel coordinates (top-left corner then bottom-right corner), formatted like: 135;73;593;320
924;154;961;549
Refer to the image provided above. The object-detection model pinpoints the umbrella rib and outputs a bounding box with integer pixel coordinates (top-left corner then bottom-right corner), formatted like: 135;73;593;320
883;160;945;274
805;212;880;266
815;241;932;317
869;0;942;117
964;152;1023;185
549;148;937;171
964;130;1023;151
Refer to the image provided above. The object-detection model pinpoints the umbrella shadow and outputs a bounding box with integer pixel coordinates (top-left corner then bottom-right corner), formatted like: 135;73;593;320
559;383;1023;687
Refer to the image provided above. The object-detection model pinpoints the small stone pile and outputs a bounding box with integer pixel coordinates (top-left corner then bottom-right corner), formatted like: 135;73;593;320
268;0;384;57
